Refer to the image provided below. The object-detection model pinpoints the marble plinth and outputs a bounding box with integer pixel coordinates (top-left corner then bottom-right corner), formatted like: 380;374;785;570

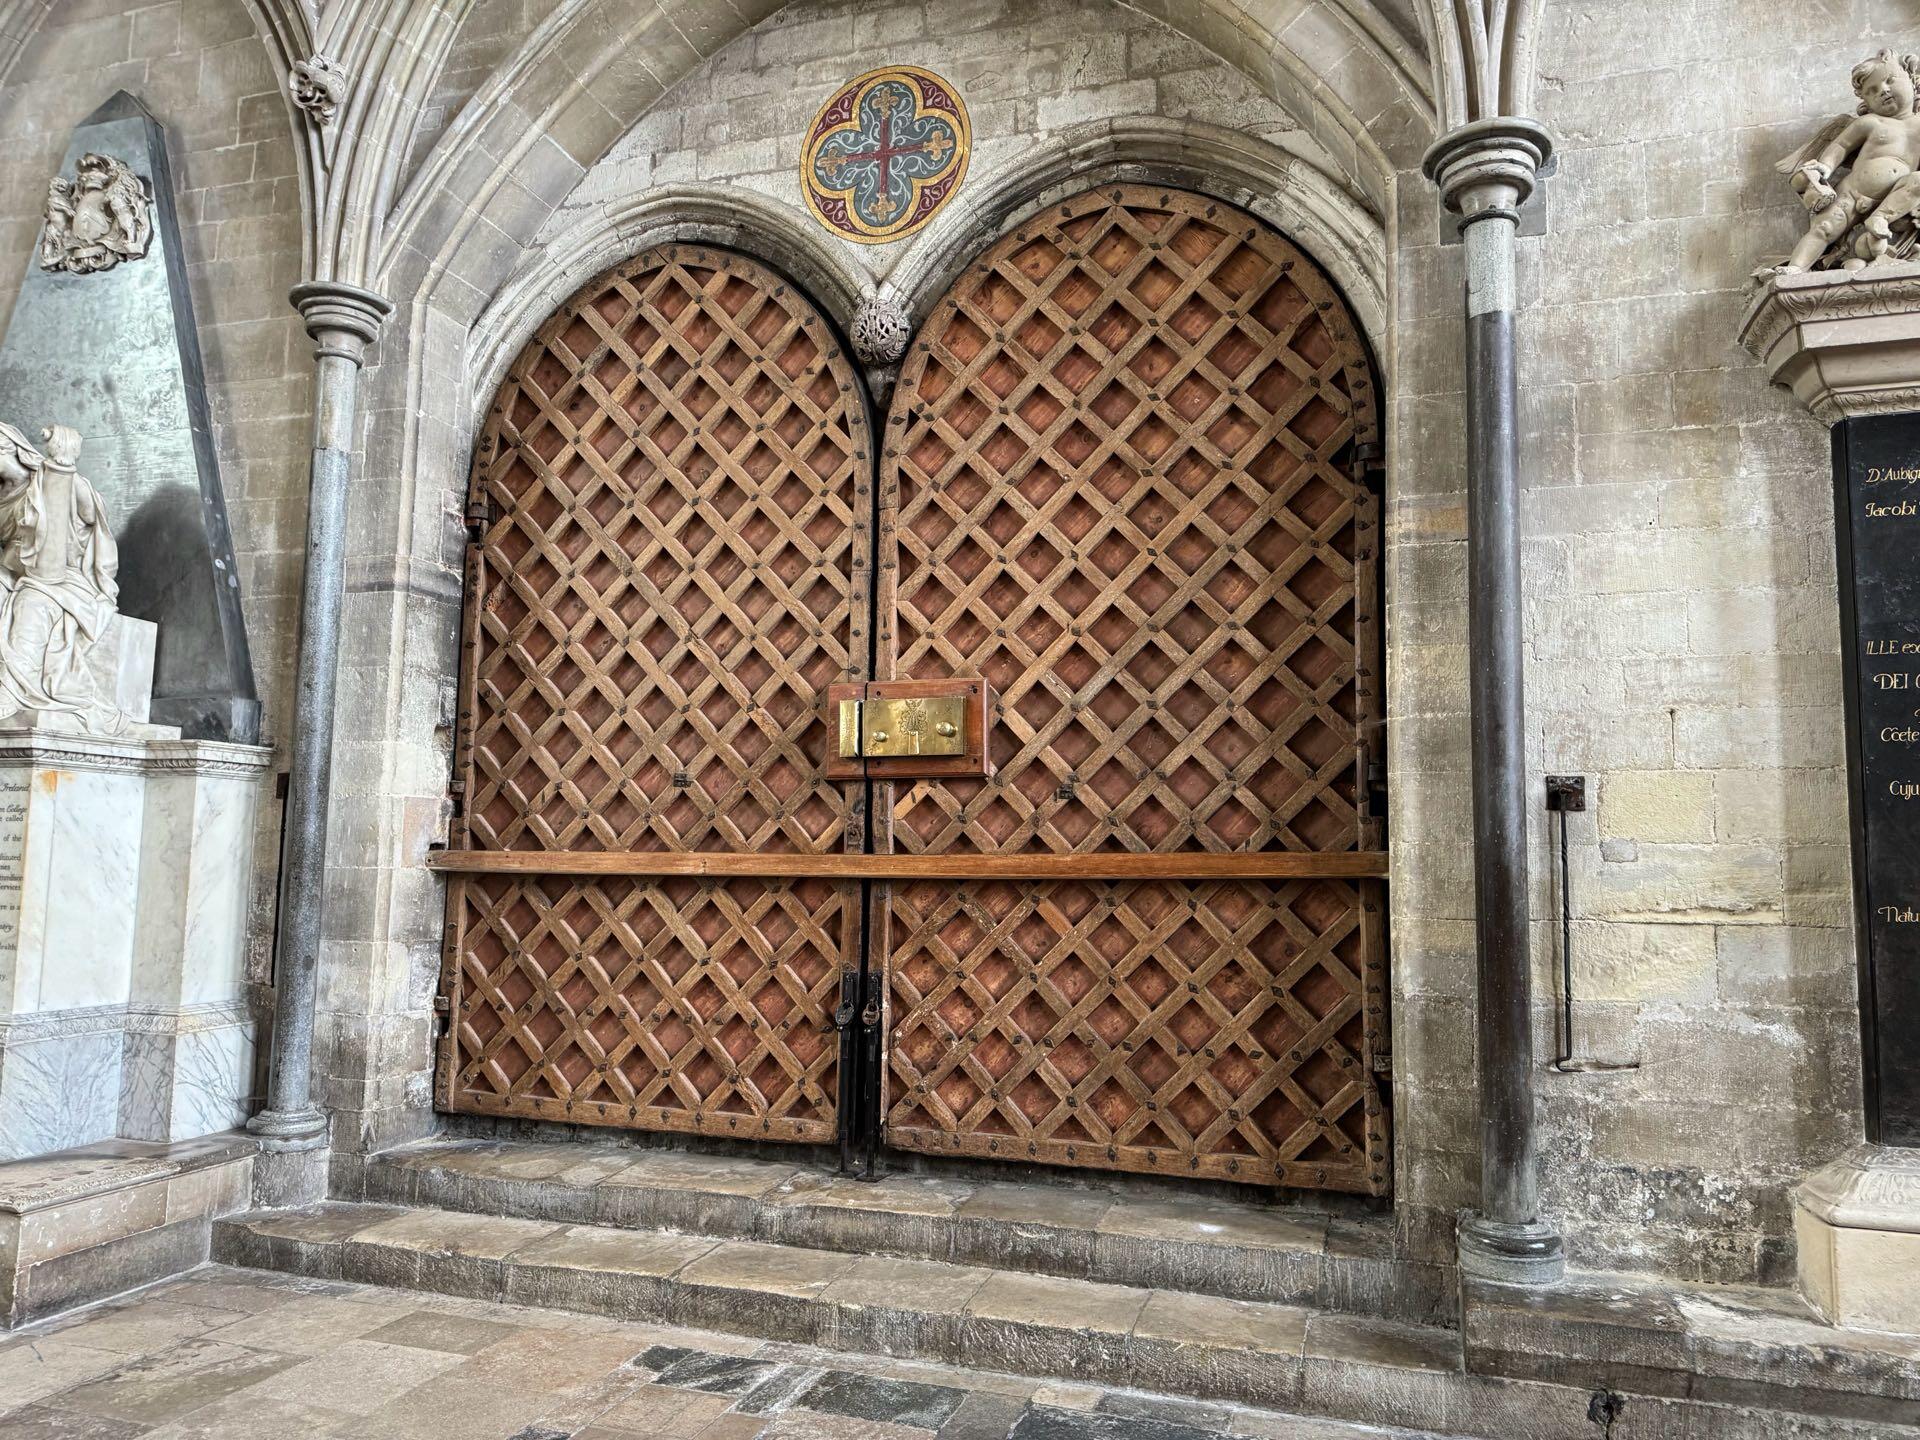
1794;1145;1920;1335
0;729;270;1160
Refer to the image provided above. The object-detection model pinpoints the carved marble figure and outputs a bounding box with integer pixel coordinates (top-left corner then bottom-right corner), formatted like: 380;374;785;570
1773;50;1920;273
0;423;127;734
39;153;152;275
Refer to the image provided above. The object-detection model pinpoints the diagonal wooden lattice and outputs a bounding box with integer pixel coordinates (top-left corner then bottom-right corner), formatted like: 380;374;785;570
439;245;871;1141
445;874;843;1139
886;878;1387;1190
465;245;869;857
878;186;1389;1193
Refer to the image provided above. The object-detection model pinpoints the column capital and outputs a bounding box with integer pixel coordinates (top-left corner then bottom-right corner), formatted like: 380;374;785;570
290;280;394;364
1422;118;1554;221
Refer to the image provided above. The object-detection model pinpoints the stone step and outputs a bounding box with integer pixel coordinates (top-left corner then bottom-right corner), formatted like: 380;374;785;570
1;1131;256;1329
350;1137;1453;1325
212;1202;1917;1440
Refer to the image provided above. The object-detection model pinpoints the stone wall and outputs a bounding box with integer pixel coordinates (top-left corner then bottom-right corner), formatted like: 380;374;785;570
379;0;1880;1285
0;0;307;989
1385;7;1914;1281
0;0;1895;1289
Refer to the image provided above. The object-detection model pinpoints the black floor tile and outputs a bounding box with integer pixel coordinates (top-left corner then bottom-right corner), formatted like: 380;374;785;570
630;1344;700;1372
736;1363;826;1415
1010;1404;1221;1440
653;1350;787;1396
796;1369;969;1430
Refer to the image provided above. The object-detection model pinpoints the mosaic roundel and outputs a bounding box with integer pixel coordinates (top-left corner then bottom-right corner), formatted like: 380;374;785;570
801;66;971;245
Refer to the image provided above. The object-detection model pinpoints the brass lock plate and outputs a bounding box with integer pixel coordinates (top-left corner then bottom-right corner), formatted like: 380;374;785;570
824;679;994;780
839;695;968;759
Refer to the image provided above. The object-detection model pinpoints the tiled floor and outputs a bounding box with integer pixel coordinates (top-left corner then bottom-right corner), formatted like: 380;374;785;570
0;1266;1462;1439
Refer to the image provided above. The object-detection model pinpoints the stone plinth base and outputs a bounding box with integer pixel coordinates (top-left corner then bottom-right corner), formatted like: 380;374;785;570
1794;1145;1920;1335
0;1131;254;1328
0;728;271;1159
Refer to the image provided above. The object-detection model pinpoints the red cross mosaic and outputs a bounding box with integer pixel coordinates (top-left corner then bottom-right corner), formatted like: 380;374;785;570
801;66;971;245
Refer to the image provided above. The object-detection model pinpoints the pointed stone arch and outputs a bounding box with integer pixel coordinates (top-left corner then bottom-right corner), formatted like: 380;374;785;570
465;185;872;424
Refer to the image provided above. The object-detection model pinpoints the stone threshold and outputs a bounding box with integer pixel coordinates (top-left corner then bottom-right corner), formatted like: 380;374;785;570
351;1136;1454;1326
212;1200;1918;1439
1;1131;257;1328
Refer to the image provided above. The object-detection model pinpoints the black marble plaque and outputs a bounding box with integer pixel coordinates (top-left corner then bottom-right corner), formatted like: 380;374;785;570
1834;412;1920;1147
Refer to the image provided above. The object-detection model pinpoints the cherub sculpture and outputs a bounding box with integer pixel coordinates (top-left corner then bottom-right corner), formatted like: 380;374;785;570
0;423;128;735
38;153;152;275
1771;50;1920;273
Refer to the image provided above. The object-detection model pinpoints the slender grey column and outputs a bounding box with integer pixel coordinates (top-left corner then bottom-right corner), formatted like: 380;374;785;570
1422;120;1566;1287
247;281;393;1158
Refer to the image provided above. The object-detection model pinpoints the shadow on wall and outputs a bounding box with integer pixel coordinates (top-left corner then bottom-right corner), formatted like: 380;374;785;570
118;485;230;703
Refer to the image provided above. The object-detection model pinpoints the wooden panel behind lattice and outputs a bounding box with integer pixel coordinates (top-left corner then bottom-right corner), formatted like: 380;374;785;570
438;245;872;1141
877;186;1389;1191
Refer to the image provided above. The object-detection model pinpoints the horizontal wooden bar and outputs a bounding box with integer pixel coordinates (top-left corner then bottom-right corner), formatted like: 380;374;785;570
426;849;1389;881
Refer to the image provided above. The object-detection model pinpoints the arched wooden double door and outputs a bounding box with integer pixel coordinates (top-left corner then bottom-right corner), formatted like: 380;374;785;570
433;186;1391;1194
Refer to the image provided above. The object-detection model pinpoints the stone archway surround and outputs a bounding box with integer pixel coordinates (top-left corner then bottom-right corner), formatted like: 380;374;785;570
304;0;1516;1275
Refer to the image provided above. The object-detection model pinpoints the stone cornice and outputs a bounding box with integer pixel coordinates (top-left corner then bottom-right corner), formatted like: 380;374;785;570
0;733;273;779
1739;265;1920;425
0;999;255;1042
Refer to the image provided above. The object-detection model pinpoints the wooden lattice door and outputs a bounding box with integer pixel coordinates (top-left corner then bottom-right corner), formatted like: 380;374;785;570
875;186;1391;1193
432;245;873;1144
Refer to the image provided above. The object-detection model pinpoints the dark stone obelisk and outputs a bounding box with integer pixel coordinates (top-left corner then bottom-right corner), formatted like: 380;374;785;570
0;91;259;742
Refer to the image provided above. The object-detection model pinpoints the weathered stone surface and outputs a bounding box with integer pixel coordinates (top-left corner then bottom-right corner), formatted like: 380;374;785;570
0;0;1888;1308
210;1202;1920;1439
359;1141;1438;1324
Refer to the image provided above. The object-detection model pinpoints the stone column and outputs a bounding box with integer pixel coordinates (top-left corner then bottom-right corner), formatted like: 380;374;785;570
1422;119;1566;1287
1741;265;1920;1335
246;280;392;1204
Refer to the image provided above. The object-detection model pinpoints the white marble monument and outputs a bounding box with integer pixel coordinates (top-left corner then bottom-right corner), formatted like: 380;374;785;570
0;422;270;1159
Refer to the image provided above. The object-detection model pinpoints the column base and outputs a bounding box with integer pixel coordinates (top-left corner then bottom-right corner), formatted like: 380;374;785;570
1795;1144;1920;1335
1458;1213;1566;1287
246;1106;327;1151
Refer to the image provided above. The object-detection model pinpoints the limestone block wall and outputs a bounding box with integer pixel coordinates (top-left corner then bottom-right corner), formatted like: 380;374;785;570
0;0;1892;1290
1385;7;1908;1281
317;0;1402;1169
0;0;308;992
